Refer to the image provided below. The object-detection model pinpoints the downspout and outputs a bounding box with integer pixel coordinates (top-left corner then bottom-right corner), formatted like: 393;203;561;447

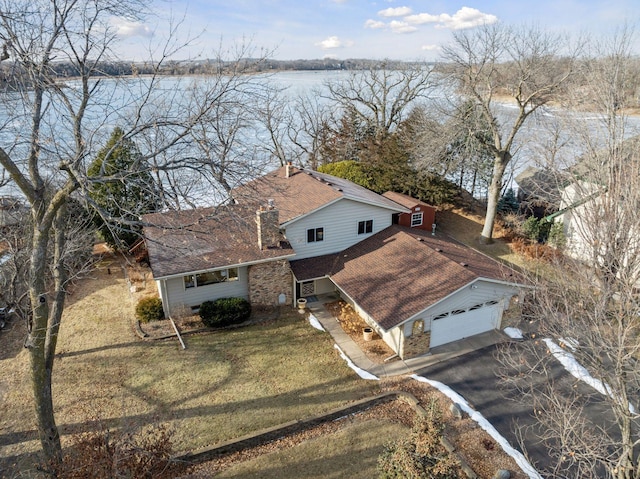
159;279;171;317
292;273;297;307
169;315;186;350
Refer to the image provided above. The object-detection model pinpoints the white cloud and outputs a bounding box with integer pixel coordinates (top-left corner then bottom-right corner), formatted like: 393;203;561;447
112;18;153;38
421;44;440;52
389;21;417;34
315;35;353;50
406;7;498;30
378;6;413;18
364;19;386;30
405;13;440;25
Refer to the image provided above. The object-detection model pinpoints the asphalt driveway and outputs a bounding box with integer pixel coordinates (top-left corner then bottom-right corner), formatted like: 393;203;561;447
415;341;614;476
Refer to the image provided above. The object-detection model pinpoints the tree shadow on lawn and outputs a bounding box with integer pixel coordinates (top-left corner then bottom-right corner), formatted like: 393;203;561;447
1;310;374;472
0;372;374;448
55;339;147;358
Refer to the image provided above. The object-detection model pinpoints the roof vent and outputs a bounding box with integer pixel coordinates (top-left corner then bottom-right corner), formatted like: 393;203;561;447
435;248;442;252
460;262;468;267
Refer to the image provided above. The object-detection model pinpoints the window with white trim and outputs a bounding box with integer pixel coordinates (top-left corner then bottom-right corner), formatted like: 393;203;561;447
184;268;239;289
307;227;324;243
411;212;423;227
357;219;373;235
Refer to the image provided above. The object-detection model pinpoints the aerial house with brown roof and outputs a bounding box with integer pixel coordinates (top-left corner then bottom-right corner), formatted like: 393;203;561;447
143;165;524;359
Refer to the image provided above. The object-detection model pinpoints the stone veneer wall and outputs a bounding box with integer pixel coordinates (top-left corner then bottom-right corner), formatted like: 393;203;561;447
248;259;293;307
401;331;431;359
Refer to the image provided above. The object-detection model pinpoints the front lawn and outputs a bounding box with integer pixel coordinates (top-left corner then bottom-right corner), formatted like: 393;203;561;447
0;255;379;474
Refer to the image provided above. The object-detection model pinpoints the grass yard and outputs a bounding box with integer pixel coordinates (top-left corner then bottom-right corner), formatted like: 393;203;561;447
0;253;379;476
437;207;535;272
0;217;533;478
213;419;408;479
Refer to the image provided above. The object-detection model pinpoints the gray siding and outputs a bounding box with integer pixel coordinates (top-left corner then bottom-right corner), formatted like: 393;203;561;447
161;266;249;315
285;199;394;260
314;277;335;295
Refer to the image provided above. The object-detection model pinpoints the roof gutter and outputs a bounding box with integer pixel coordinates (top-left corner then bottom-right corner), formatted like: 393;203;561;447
154;252;297;281
543;187;607;223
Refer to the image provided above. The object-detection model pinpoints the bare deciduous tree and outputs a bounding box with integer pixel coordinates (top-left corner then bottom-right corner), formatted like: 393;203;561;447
441;24;576;243
323;61;435;141
497;28;640;479
0;0;271;467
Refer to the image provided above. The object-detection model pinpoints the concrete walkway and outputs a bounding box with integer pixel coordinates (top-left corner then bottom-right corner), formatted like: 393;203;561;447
305;297;508;378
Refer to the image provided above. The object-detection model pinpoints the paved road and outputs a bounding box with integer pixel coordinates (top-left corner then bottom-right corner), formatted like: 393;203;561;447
415;341;613;476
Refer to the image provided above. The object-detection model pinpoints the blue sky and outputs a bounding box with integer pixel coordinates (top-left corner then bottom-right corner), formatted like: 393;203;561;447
113;1;640;61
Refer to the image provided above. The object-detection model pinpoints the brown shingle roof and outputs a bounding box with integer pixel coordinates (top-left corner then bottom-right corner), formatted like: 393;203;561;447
382;191;435;210
291;225;520;330
233;166;407;224
289;253;339;281
142;205;294;279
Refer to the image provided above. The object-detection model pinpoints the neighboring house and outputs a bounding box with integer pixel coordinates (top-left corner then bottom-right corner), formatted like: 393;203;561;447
0;197;28;228
554;135;640;279
554;179;604;263
556;179;640;285
382;191;436;233
144;165;524;359
514;166;563;218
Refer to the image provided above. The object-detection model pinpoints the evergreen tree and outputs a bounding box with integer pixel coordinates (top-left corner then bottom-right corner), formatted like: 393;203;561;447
88;127;158;249
497;188;519;214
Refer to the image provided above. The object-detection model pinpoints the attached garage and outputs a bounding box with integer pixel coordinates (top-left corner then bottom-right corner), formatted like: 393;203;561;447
429;301;501;348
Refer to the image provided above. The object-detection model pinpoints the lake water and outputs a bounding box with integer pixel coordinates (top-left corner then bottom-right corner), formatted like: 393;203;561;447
1;70;638;201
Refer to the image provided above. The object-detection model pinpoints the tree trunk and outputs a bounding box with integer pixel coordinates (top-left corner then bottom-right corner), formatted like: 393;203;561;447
480;153;509;243
27;213;63;467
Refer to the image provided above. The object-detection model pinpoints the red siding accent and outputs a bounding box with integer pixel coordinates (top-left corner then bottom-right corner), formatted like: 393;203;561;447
397;205;436;231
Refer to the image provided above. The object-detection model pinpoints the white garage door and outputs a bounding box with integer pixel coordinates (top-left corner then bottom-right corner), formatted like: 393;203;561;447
430;303;500;348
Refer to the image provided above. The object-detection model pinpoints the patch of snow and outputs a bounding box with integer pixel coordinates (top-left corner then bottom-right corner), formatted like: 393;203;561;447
334;344;379;381
411;374;543;479
503;327;524;340
307;313;325;331
543;338;637;414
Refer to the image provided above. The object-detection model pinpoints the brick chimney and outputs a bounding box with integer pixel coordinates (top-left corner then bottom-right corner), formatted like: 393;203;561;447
256;201;280;250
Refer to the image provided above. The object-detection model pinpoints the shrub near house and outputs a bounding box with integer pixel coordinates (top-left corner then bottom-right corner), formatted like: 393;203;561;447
135;297;164;323
199;297;252;328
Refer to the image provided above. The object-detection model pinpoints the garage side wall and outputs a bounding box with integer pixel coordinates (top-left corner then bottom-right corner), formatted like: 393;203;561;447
335;284;403;355
401;328;431;359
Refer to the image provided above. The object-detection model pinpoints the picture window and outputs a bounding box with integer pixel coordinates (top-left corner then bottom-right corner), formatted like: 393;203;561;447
183;268;239;289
